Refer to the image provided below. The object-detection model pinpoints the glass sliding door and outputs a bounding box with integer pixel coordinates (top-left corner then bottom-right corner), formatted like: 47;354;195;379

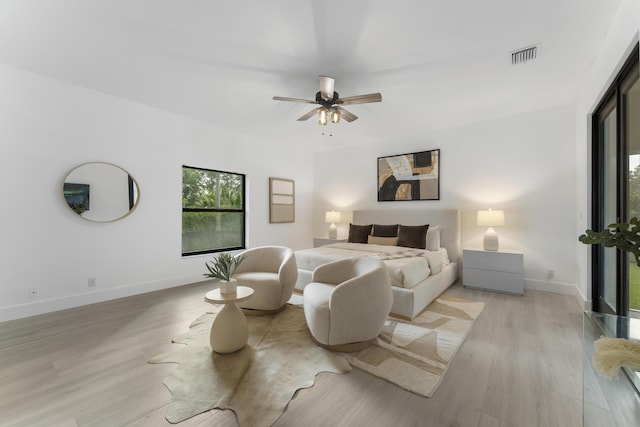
600;100;618;313
591;45;639;316
623;58;640;315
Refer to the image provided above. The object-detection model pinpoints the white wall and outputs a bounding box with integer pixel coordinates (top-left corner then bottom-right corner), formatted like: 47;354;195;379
574;0;640;308
3;2;636;321
0;64;314;321
313;106;578;295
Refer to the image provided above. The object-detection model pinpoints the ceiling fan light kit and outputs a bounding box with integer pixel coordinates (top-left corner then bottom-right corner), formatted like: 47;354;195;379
273;76;381;126
317;107;341;126
330;109;340;124
318;108;328;125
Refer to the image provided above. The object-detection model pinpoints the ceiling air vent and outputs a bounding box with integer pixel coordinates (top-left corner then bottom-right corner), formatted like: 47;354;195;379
511;45;538;65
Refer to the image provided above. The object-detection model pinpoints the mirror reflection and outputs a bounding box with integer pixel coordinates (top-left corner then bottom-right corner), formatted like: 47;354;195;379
63;162;140;222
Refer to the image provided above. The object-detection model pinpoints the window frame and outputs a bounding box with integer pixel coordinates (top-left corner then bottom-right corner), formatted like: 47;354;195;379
181;165;246;257
590;43;639;315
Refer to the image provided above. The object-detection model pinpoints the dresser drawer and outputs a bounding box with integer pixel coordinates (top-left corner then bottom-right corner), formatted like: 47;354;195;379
462;249;524;295
463;249;524;274
463;267;524;295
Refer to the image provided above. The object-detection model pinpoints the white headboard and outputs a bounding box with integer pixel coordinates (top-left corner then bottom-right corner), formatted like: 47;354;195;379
352;209;461;262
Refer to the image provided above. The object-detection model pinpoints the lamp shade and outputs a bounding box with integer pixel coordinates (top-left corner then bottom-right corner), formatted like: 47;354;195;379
477;209;505;227
325;210;341;223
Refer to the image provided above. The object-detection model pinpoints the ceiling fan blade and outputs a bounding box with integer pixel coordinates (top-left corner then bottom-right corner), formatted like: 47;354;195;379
338;93;382;105
297;107;321;121
273;96;318;104
336;106;358;122
319;76;335;100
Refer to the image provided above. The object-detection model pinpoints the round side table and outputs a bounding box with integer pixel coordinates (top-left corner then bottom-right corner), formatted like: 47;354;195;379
204;286;255;354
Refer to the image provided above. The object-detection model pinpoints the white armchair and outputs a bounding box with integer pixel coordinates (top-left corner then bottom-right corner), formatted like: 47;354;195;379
233;246;298;314
303;257;393;352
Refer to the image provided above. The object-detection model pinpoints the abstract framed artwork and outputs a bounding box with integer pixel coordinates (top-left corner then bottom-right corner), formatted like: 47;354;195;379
269;177;295;223
377;149;440;201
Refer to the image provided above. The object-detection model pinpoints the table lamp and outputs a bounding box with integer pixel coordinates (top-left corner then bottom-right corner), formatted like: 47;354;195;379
477;209;505;251
325;210;341;239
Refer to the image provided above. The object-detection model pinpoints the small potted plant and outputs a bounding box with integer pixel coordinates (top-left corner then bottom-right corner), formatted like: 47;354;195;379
204;252;245;294
579;217;640;266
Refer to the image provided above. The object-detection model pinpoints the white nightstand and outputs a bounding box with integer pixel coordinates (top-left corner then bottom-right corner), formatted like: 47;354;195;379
313;237;347;247
463;248;524;295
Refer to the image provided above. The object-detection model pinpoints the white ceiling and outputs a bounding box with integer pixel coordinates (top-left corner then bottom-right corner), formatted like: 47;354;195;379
0;0;622;150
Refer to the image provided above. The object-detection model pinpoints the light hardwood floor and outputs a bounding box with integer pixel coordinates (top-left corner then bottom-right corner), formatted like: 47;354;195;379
0;282;584;427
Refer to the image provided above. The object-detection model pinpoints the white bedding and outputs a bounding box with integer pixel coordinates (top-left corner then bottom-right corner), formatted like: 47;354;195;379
295;243;450;289
384;256;430;288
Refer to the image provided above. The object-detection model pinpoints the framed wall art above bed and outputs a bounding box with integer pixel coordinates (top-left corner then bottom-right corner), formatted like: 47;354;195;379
377;149;440;201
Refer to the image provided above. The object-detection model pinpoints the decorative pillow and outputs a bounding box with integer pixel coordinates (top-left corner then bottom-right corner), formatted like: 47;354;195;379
397;224;429;249
348;223;373;243
423;250;443;275
367;235;399;246
436;247;450;265
426;225;441;251
372;224;399;237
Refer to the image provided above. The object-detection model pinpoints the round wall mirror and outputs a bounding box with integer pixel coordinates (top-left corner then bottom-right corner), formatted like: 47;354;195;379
62;162;140;222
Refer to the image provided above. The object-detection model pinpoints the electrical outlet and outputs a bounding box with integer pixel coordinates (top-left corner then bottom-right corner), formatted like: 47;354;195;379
88;277;96;287
29;287;39;299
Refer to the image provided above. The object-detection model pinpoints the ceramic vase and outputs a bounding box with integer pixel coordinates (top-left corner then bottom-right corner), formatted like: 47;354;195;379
219;278;238;294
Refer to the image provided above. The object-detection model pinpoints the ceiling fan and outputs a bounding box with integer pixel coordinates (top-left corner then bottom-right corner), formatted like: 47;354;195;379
273;76;382;125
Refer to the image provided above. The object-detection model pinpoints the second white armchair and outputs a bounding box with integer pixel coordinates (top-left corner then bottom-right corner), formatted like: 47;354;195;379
303;257;393;352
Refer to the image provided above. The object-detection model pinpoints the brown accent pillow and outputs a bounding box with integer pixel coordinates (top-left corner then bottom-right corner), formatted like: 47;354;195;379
372;224;399;237
367;235;399;246
348;223;373;243
397;224;429;249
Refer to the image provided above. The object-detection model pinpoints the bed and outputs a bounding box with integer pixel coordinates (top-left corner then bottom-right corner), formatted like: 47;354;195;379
295;209;461;320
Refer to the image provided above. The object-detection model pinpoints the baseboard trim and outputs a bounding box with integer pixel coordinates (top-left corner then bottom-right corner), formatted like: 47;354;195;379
525;278;585;310
2;276;590;323
525;278;575;294
0;274;210;322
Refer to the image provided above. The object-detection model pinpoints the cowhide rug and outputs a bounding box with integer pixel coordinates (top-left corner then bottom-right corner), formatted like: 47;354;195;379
149;295;484;425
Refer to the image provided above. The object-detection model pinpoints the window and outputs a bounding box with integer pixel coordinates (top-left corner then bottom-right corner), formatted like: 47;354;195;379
182;165;245;256
591;44;639;316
